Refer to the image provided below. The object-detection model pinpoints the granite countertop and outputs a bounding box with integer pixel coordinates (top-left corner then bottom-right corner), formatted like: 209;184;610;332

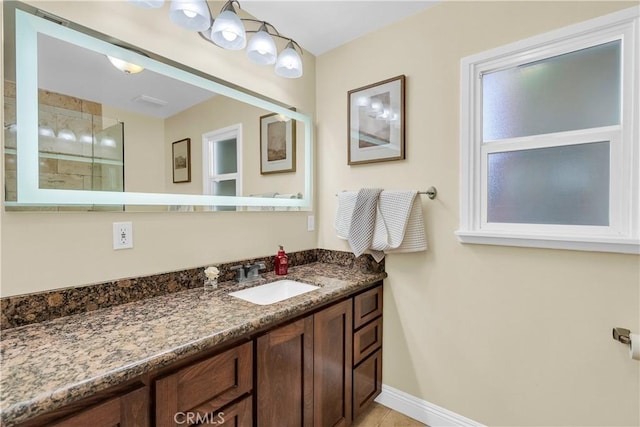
0;262;386;426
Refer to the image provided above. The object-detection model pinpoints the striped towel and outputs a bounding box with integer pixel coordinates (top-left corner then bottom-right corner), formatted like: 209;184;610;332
336;190;427;261
348;189;383;257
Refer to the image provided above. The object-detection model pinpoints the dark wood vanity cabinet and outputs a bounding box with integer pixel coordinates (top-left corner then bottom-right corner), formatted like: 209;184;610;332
256;300;353;427
256;283;383;427
14;282;383;427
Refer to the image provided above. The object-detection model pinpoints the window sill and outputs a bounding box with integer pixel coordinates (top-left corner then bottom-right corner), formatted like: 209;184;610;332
455;230;639;254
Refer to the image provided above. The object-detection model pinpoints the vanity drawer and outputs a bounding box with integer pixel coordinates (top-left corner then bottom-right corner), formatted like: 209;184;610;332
155;341;253;427
353;316;382;365
353;285;383;329
205;396;252;427
50;386;149;427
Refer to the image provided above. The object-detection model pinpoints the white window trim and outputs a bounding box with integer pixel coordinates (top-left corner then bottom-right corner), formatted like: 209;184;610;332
202;124;243;211
457;7;639;254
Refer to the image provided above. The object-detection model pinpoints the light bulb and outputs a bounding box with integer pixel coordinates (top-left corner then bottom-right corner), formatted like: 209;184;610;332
169;0;211;32
80;134;95;144
247;26;277;65
275;42;303;78
210;9;246;50
38;126;55;138
57;129;77;142
101;137;116;148
222;30;237;42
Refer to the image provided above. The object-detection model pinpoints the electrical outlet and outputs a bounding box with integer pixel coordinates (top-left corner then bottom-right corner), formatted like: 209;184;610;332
113;222;133;250
307;215;315;232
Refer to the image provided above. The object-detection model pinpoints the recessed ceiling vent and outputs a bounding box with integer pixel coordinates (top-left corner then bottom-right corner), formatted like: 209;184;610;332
132;95;168;108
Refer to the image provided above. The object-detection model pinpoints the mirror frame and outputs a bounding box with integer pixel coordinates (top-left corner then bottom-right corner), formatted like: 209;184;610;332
9;6;313;209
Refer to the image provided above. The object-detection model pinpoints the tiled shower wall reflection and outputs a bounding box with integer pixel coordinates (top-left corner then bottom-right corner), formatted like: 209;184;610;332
3;81;124;211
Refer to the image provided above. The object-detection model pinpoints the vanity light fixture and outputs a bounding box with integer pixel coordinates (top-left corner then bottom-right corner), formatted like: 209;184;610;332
38;125;56;138
57;129;77;142
169;0;211;32
275;41;303;78
210;0;246;49
107;55;145;74
128;0;304;78
79;134;95;144
127;0;165;8
246;23;277;65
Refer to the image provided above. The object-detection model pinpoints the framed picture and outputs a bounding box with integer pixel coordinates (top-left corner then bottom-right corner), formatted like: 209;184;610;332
347;75;405;165
260;111;296;174
172;138;191;183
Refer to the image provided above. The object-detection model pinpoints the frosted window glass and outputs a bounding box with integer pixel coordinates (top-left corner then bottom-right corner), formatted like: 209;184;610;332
214;138;237;175
214;179;236;197
487;142;609;225
483;41;620;141
213;179;237;211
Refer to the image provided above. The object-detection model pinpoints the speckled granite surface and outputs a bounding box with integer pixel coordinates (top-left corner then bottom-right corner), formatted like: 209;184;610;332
0;249;321;329
0;261;386;426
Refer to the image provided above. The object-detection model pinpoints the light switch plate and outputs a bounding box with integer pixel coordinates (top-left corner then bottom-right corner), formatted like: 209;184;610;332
113;222;133;250
307;215;315;232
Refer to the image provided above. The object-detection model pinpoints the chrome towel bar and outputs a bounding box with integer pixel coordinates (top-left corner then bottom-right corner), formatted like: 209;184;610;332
335;186;438;200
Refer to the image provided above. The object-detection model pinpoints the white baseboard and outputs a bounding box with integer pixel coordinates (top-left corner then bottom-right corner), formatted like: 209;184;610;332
374;384;486;427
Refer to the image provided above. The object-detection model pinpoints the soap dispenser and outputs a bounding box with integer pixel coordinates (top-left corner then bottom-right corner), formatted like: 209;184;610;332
275;245;289;276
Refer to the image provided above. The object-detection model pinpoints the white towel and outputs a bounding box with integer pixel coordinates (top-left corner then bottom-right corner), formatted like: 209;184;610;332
335;190;427;261
370;191;427;261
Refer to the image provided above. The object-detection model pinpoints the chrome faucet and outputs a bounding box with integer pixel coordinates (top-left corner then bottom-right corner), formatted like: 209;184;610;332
231;262;266;283
246;262;266;280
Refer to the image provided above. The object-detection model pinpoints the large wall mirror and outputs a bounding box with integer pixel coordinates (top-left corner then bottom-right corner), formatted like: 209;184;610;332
3;2;312;212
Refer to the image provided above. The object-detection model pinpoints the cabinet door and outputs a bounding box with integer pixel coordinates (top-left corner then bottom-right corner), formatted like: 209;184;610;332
257;316;314;427
314;299;353;427
50;386;149;427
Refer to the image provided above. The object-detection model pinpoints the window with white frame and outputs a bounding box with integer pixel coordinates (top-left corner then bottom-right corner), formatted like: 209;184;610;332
202;124;242;211
457;7;639;254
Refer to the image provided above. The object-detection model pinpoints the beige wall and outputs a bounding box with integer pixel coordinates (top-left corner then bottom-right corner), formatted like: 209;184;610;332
102;105;165;194
0;1;316;297
316;2;639;426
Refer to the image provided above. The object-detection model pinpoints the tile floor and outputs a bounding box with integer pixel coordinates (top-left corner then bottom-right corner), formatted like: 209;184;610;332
352;402;426;426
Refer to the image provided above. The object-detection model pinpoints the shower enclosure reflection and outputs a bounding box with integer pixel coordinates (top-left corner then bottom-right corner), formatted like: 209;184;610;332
4;81;124;211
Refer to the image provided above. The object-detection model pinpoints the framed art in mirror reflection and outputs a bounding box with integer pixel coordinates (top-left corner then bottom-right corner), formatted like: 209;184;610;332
172;138;191;183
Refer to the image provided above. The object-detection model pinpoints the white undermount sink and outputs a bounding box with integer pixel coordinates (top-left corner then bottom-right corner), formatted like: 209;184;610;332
228;280;320;305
